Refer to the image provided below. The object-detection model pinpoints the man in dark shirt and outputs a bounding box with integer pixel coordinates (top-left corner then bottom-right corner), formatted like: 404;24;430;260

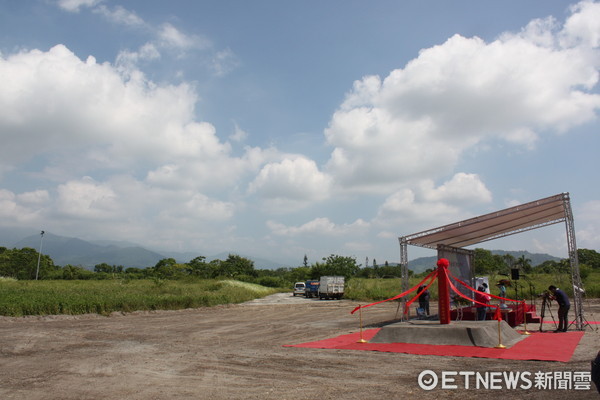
548;285;570;332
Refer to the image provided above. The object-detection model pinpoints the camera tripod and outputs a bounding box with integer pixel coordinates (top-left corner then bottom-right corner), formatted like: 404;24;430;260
538;294;556;332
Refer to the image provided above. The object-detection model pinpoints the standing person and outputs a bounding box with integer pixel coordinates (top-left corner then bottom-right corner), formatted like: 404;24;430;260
548;285;570;332
497;281;507;309
417;285;430;316
475;285;490;321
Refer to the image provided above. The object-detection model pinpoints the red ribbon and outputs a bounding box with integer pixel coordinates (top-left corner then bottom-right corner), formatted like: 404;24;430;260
404;270;438;313
350;268;438;314
445;274;501;320
446;269;525;307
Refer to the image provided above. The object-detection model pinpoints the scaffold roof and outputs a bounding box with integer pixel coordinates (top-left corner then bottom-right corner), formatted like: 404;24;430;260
399;193;569;249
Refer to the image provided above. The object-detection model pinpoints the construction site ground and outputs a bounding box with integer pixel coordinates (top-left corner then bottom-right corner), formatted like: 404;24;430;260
0;293;599;399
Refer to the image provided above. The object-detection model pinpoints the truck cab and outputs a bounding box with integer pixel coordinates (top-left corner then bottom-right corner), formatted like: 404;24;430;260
304;280;320;298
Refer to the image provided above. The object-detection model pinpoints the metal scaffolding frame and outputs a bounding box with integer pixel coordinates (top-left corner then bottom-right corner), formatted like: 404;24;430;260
398;192;586;330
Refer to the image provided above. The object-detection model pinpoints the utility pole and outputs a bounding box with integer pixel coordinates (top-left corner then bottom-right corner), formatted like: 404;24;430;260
35;230;45;280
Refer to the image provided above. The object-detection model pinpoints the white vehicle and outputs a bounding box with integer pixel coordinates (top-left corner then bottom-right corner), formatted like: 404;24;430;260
293;282;306;296
318;276;345;300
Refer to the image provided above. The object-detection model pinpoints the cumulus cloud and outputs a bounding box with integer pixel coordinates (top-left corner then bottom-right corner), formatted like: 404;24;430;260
248;157;332;211
229;123;248;143
0;45;205;171
576;200;600;247
267;217;369;236
561;0;600;47
374;173;492;230
419;173;492;205
56;177;118;219
324;1;600;193
0;189;44;223
0;43;272;248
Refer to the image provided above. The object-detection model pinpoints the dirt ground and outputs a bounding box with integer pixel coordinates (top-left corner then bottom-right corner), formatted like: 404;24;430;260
1;293;599;400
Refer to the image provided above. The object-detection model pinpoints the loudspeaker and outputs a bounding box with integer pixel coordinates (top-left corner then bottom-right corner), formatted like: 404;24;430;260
511;268;520;280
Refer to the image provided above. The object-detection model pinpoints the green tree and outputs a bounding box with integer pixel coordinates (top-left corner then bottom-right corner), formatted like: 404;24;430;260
153;258;186;278
94;263;115;273
578;248;600;269
187;256;211;278
536;260;560;273
220;254;256;278
0;247;55;279
473;248;497;275
515;255;532;274
62;265;94;280
287;266;311;283
311;254;360;279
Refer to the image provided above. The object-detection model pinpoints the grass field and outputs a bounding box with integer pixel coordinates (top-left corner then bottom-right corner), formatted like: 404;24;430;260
0;278;279;317
1;271;598;317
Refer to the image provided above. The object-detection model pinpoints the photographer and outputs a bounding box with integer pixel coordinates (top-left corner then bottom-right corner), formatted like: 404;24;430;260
548;285;570;332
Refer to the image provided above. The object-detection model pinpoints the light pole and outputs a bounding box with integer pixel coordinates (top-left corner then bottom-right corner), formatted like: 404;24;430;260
35;230;45;280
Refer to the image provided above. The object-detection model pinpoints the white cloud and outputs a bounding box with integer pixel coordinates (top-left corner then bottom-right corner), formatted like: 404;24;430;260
159;193;235;222
561;0;600;48
93;4;145;27
17;190;51;205
376;188;459;226
576;200;600;248
229;123;248;143
158;23;211;51
249;157;332;211
324;2;600;193
267;217;369;236
0;44;241;179
209;48;240;77
0;43;274;249
57;0;102;13
419;173;492;205
56;177;118;219
116;43;161;71
0;190;19;220
374;173;491;229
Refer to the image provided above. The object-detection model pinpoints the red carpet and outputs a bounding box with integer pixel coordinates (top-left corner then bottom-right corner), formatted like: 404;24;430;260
285;328;585;362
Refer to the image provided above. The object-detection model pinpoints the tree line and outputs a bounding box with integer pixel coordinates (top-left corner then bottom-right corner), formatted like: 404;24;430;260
1;245;598;287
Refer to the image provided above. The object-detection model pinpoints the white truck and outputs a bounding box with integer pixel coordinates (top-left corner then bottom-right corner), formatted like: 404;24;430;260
318;276;345;300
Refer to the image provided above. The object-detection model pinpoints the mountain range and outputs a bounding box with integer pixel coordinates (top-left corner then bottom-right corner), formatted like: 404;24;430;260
1;230;286;269
1;229;562;271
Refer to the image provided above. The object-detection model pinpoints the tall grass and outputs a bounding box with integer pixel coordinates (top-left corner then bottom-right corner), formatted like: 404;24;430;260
0;279;279;317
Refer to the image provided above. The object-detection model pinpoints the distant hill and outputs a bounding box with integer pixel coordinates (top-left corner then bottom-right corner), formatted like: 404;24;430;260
408;250;562;274
1;229;561;272
11;232;165;269
2;230;288;270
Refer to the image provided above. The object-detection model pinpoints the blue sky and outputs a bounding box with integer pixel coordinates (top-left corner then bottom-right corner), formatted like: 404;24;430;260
1;0;599;266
